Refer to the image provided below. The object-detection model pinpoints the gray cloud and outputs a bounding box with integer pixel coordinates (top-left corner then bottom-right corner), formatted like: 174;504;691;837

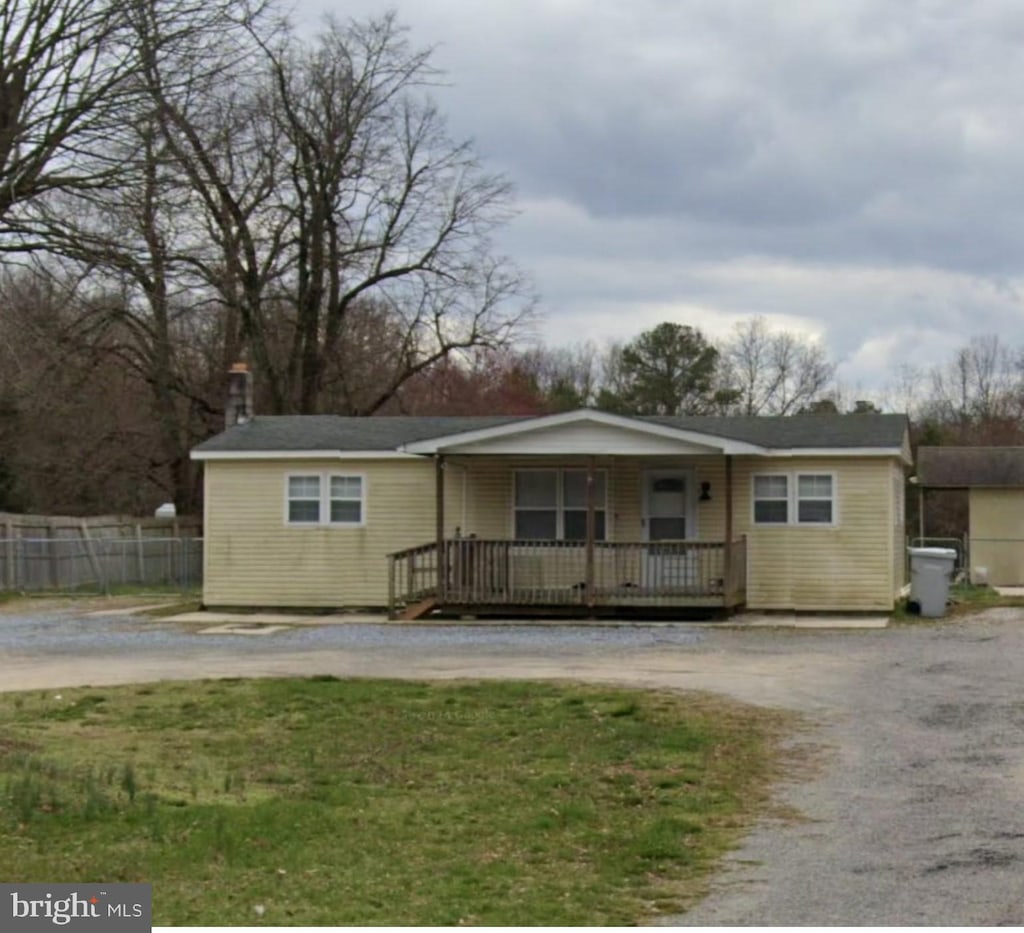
296;0;1024;393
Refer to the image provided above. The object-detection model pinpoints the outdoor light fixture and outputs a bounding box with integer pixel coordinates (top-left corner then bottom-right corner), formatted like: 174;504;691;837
699;482;712;501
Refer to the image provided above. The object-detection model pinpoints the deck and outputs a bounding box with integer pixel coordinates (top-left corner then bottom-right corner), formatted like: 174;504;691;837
387;537;747;617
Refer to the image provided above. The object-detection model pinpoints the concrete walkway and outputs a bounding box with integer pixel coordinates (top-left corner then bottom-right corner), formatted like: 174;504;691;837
162;608;890;630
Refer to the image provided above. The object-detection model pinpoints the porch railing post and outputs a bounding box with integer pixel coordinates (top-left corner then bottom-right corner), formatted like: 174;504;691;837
585;456;596;609
436;454;447;602
387;554;397;619
723;455;734;603
918;485;925;542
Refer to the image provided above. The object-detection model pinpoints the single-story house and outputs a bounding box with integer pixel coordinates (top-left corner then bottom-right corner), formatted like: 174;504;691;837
191;407;911;616
916;446;1024;585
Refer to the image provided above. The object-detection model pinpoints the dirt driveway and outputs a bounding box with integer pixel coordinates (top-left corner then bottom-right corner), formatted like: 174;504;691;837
2;604;1024;924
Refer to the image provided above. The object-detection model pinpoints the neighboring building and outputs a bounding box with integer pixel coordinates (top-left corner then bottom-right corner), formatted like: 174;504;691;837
917;447;1024;586
192;407;911;616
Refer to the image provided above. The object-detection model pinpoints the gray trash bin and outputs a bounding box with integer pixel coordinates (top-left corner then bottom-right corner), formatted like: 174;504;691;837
908;547;957;617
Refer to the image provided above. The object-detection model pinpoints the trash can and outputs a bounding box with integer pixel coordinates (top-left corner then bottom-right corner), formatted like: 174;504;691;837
908;547;957;617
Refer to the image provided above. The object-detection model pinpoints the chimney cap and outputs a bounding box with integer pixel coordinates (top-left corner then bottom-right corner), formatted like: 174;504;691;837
229;361;249;373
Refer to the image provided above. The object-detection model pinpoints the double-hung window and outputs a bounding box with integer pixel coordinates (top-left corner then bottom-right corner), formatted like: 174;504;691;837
562;470;607;540
513;469;607;540
796;474;833;524
329;476;363;524
752;475;789;524
753;472;835;526
287;476;323;524
287;473;364;526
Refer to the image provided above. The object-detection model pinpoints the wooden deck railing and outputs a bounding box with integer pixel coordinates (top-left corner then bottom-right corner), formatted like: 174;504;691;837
388;537;747;616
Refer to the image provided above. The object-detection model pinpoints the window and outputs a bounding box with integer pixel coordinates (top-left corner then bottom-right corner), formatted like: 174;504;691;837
330;475;363;524
286;473;365;526
513;469;607;540
752;472;837;526
288;475;322;524
514;470;557;539
797;474;833;524
753;475;789;524
562;470;607;541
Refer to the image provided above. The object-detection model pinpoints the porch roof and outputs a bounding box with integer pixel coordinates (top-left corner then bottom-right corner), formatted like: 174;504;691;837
192;409;910;460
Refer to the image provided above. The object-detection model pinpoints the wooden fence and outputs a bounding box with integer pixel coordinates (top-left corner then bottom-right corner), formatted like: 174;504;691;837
0;512;202;592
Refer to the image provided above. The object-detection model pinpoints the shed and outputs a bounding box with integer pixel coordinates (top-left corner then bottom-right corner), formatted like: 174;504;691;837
917;447;1024;585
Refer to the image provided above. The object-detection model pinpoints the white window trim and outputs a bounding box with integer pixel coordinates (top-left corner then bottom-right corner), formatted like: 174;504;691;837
751;471;838;527
285;471;367;528
510;467;610;541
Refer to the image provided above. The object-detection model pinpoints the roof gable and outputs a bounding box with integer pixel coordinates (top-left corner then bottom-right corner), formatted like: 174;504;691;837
400;410;764;455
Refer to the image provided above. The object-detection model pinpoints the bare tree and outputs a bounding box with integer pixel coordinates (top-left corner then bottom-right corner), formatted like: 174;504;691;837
720;316;835;415
0;5;535;511
4;0;276;511
0;0;144;223
927;334;1022;427
0;265;164;513
141;11;533;415
880;362;926;420
516;342;600;410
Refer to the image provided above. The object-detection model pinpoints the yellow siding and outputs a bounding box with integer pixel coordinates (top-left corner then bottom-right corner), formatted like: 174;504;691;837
733;457;896;612
202;453;901;611
203;459;461;608
969;489;1024;585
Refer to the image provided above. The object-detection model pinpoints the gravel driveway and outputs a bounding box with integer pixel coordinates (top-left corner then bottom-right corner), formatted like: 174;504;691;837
2;605;1024;924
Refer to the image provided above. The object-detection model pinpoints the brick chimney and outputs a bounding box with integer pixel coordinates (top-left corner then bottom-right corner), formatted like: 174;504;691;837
225;362;253;428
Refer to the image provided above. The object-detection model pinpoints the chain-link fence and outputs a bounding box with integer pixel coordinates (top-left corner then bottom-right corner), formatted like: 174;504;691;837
908;535;968;581
0;537;202;593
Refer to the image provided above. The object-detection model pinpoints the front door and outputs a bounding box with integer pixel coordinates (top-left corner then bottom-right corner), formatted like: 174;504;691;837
642;470;696;590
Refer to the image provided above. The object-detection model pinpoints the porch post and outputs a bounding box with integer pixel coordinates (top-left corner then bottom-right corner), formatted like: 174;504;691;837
918;485;925;542
436;454;446;601
585;455;596;609
723;455;734;603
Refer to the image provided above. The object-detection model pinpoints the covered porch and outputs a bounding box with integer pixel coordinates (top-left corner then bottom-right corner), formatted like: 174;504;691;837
385;411;755;617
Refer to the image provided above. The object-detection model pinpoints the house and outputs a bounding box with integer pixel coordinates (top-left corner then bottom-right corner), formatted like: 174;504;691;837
916;446;1024;585
191;402;911;617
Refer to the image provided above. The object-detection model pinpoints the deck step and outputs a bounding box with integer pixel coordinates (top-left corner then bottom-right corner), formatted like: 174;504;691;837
399;597;438;621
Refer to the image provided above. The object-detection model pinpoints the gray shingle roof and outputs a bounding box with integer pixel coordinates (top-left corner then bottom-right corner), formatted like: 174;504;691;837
646;413;908;448
917;447;1024;488
193;411;909;454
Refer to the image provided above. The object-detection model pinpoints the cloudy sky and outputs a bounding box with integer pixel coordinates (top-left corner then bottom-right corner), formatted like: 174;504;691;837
296;0;1024;396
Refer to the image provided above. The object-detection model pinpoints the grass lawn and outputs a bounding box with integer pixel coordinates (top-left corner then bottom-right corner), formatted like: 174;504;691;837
0;678;791;925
